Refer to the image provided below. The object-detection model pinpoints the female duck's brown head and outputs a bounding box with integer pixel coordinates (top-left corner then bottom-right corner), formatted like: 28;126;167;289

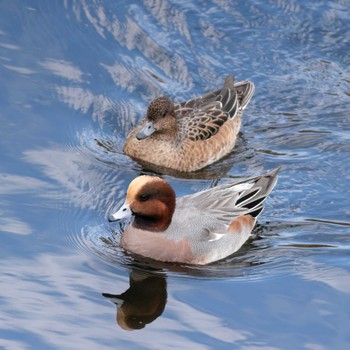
136;97;176;140
108;176;176;232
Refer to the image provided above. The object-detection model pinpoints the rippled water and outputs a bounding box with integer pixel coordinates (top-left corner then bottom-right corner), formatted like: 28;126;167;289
1;1;350;349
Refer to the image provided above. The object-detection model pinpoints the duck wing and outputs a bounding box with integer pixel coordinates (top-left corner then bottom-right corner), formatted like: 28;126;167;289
174;76;239;141
177;168;280;223
234;80;255;110
176;104;230;141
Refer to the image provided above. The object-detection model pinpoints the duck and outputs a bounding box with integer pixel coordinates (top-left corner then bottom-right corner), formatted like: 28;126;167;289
123;75;255;172
108;168;279;265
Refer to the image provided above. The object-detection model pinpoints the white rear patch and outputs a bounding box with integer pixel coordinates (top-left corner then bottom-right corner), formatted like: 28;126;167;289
208;232;225;242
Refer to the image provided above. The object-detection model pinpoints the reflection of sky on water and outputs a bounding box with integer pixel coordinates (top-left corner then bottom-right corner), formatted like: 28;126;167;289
22;145;123;211
2;252;350;349
40;58;86;82
0;215;32;235
297;260;350;294
0;174;53;235
1;0;350;348
2;254;246;349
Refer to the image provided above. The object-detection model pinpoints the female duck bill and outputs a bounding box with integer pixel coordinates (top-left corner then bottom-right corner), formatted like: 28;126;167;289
136;121;156;140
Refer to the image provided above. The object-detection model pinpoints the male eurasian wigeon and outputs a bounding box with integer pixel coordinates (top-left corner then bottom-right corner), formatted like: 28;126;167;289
123;75;255;172
108;169;279;265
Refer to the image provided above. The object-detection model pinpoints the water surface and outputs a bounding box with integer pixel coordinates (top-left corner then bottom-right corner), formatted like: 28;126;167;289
1;1;350;349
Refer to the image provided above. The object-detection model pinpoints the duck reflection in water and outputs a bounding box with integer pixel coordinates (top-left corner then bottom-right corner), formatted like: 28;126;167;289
102;270;167;330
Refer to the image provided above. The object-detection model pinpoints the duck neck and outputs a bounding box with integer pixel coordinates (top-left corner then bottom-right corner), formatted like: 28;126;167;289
132;200;175;232
132;215;168;232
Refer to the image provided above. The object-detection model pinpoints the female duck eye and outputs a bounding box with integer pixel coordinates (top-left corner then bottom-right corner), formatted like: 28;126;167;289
162;112;167;117
139;194;150;201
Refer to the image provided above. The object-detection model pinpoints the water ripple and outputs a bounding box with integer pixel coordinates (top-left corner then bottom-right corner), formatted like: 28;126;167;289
65;216;350;282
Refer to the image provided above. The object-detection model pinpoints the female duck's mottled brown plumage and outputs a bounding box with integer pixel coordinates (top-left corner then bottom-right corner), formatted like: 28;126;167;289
124;75;255;172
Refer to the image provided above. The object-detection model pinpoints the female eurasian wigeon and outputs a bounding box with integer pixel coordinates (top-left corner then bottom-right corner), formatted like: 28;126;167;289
108;169;279;265
124;75;255;172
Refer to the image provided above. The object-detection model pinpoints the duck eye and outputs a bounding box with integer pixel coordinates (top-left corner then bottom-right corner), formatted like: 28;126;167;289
139;194;150;201
162;112;167;117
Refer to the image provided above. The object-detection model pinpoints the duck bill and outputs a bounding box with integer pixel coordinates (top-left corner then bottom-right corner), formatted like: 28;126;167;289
108;202;132;222
136;121;156;140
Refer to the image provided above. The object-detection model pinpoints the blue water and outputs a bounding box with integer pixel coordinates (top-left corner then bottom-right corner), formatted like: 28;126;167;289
1;1;350;349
